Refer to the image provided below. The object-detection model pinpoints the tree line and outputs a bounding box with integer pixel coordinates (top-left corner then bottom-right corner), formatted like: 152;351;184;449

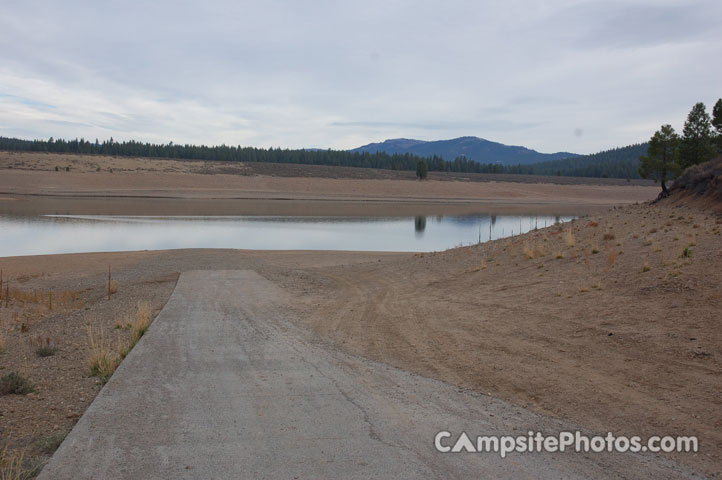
0;133;651;179
638;99;722;196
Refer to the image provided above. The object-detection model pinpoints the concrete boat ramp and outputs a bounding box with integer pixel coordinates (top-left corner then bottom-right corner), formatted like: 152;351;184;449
39;270;698;479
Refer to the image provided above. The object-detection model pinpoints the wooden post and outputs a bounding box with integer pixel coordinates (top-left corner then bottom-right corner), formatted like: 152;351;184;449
108;265;111;300
5;281;8;308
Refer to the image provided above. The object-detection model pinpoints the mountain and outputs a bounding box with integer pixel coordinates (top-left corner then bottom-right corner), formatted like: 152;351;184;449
350;136;578;166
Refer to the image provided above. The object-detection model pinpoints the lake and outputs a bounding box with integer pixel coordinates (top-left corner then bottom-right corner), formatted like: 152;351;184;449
0;214;575;257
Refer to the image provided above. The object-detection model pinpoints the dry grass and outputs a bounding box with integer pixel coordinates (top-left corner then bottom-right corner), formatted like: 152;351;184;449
565;228;575;247
128;301;152;348
108;280;119;295
3;288;84;311
607;250;618;266
88;302;154;380
86;324;121;382
523;243;547;259
0;446;41;480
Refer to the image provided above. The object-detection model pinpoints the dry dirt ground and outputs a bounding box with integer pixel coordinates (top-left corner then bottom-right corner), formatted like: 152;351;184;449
0;151;657;208
0;150;653;186
1;152;718;476
1;200;720;476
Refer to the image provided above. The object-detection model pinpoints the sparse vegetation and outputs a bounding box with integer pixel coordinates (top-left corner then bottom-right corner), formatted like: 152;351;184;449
0;372;35;395
127;302;152;352
607;250;617;266
0;446;42;480
34;430;68;455
35;345;58;357
87;325;121;382
88;301;154;381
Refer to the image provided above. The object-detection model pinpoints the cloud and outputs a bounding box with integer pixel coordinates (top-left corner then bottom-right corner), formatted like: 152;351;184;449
0;0;720;154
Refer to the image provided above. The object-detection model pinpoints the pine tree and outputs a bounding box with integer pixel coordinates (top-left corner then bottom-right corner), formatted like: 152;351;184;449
712;98;722;154
416;160;428;180
638;124;681;197
679;102;715;168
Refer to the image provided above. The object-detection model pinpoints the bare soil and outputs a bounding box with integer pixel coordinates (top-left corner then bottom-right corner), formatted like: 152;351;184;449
1;152;718;476
1;150;653;186
0;201;720;476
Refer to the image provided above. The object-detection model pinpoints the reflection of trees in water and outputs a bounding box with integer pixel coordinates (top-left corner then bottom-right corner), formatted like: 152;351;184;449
490;215;497;226
415;216;427;234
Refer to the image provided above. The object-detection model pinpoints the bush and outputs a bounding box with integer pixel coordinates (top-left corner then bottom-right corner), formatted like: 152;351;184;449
0;372;35;395
35;346;58;357
34;430;68;455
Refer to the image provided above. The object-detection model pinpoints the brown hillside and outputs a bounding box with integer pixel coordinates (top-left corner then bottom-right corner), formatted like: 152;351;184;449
669;157;722;211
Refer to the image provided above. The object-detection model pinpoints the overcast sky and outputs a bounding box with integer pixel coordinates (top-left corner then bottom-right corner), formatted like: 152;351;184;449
1;0;720;154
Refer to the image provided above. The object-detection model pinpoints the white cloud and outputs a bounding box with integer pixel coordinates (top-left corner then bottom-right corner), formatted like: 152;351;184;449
1;0;720;154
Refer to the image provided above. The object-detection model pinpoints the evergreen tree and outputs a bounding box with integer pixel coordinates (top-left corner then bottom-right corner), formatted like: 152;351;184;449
679;102;715;168
712;98;722;154
638;124;681;197
416;159;428;180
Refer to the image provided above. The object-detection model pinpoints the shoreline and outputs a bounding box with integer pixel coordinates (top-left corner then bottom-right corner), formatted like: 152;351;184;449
1;201;720;476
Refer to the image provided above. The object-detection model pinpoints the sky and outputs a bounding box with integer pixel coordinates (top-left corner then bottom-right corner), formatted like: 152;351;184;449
1;0;720;155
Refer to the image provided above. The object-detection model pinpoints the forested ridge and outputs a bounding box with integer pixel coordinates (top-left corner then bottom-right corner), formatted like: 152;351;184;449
0;136;644;179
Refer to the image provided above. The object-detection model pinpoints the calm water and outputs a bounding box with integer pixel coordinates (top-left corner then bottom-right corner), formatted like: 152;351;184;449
0;214;574;257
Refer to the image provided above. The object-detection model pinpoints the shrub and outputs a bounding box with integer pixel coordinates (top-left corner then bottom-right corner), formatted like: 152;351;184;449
34;430;68;455
0;372;35;395
35;346;58;357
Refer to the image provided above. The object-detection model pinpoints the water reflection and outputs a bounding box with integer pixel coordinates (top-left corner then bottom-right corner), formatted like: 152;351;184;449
0;214;575;257
414;216;427;235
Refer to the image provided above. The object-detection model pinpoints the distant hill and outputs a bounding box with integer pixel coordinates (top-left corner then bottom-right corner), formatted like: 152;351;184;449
350;136;578;166
525;143;648;178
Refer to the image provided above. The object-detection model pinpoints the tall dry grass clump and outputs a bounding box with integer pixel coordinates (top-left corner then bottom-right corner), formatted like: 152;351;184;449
565;228;575;247
607;250;618;266
129;301;151;347
0;445;41;480
87;324;121;382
